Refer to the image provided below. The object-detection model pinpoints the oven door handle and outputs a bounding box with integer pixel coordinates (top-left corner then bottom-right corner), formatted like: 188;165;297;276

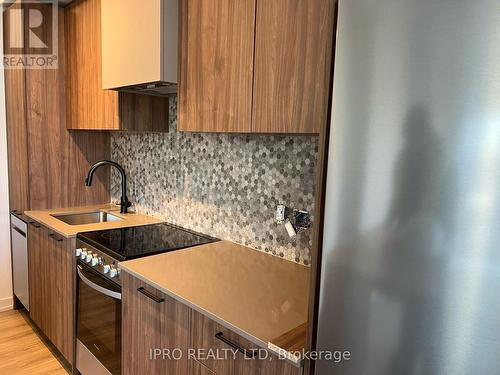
77;265;122;300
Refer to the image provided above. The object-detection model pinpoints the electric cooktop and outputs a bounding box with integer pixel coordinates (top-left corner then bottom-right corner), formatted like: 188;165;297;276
77;223;218;261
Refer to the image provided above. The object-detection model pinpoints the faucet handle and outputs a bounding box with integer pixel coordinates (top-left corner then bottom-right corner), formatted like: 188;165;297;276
119;196;132;213
122;198;132;208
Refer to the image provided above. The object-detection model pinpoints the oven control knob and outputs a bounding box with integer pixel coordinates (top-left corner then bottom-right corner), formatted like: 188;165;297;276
103;264;111;274
109;266;119;278
85;253;93;263
75;248;82;257
80;250;88;260
91;255;100;267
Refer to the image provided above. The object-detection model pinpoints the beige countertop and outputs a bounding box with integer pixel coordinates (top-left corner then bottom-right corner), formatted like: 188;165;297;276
119;240;310;357
24;204;164;238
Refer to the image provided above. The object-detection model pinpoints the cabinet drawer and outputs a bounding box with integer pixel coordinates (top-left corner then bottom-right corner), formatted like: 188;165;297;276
190;310;302;375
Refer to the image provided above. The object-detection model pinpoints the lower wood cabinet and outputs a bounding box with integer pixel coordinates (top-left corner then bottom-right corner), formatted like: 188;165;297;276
122;271;302;375
190;360;217;375
122;272;191;375
28;222;74;364
190;309;259;375
190;309;302;375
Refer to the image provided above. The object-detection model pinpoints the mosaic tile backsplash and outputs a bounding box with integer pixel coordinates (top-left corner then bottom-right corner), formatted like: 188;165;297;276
110;97;318;265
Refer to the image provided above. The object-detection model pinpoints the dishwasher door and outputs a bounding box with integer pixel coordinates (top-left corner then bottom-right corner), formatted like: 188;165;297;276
11;214;29;311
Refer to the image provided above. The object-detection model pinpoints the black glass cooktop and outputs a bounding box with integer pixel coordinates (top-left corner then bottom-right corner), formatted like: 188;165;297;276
77;223;218;261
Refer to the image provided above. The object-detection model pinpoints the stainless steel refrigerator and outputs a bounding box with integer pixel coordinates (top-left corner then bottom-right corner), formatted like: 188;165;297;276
315;0;500;374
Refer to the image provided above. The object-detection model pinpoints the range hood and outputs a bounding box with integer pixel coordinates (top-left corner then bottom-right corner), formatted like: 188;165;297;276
101;0;178;96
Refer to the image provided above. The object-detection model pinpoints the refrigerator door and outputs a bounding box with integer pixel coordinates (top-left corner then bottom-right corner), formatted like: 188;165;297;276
316;0;500;374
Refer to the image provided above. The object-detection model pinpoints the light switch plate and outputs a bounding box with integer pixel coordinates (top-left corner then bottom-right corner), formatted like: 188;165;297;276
276;204;286;224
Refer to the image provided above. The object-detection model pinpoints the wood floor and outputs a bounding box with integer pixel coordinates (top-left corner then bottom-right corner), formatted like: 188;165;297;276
0;310;68;374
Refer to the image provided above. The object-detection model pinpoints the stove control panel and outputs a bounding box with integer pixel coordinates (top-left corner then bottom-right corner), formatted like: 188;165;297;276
75;241;121;284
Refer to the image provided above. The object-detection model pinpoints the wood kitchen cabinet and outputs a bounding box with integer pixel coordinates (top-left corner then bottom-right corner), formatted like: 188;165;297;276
28;222;74;364
27;222;47;334
190;309;259;375
122;272;190;375
178;0;256;132
3;31;29;211
178;0;335;134
3;2;110;212
64;0;118;130
64;0;169;131
251;0;335;134
122;271;302;375
190;360;217;375
190;309;302;375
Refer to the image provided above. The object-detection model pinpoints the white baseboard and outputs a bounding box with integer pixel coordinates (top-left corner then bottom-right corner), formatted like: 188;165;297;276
0;296;13;312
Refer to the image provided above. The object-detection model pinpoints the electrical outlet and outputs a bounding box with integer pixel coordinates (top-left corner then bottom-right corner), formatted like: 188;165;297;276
276;204;286;224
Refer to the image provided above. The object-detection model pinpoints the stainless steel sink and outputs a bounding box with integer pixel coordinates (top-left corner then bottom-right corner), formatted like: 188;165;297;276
51;211;123;225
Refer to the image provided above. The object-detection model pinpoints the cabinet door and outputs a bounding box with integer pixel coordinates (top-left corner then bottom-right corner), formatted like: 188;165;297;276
3;1;29;211
65;0;120;130
190;309;257;375
122;272;190;375
28;224;74;364
4;63;29;211
191;309;302;375
28;222;49;333
47;233;74;364
178;0;256;132
252;0;335;133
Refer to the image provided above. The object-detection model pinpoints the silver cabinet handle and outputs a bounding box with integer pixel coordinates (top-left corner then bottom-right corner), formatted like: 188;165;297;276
77;265;121;300
12;225;26;238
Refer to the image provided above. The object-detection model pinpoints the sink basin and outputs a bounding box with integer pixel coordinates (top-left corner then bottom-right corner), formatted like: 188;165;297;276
51;211;123;225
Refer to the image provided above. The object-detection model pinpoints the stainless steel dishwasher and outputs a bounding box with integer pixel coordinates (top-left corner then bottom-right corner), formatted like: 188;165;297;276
10;213;29;311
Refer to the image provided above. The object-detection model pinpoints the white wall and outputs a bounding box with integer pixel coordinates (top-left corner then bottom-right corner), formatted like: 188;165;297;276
0;15;13;312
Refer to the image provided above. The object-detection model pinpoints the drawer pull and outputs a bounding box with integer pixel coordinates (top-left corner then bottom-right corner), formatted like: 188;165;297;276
214;332;256;359
137;287;165;303
49;233;63;242
12;225;26;237
29;221;41;228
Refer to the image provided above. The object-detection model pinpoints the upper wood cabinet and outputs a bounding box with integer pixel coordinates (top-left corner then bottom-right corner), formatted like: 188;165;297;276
178;0;335;134
64;0;169;131
252;0;335;134
178;0;256;132
65;0;119;130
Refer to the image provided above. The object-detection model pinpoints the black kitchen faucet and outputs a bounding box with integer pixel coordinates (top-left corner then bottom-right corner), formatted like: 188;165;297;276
85;160;131;214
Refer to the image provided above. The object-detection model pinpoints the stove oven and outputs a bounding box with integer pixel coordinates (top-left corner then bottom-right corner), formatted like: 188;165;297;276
76;240;122;375
74;223;218;375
